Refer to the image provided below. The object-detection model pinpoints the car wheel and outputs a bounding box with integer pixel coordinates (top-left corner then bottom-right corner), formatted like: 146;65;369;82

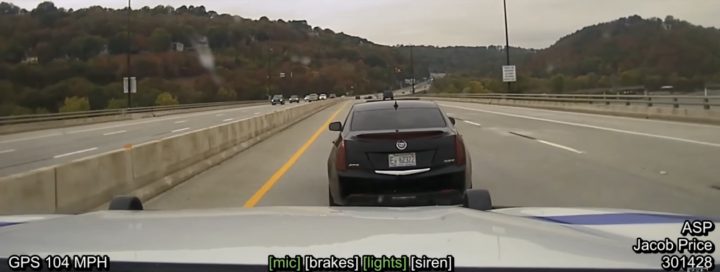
108;196;144;211
463;189;492;211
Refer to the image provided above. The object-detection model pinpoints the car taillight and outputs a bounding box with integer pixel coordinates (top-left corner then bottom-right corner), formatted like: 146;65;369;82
455;135;466;165
336;140;347;171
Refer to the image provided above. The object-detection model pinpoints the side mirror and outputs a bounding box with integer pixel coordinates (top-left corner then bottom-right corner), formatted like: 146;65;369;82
328;122;343;131
448;117;456;125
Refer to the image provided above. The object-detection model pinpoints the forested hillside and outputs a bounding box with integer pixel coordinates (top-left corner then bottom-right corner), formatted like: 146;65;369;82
429;15;720;94
0;2;418;115
2;2;719;115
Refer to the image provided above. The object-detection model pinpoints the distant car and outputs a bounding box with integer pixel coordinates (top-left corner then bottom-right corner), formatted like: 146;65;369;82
383;90;394;100
319;93;328;100
270;94;284;105
364;95;374;99
327;100;471;206
355;95;361;100
329;94;336;99
304;95;311;102
288;95;300;103
307;93;319;102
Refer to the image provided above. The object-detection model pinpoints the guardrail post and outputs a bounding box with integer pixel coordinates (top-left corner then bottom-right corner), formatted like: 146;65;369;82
704;98;710;110
673;98;678;109
604;94;609;105
647;97;652;107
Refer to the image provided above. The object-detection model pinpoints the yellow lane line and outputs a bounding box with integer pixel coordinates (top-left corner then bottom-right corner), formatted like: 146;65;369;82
243;102;347;207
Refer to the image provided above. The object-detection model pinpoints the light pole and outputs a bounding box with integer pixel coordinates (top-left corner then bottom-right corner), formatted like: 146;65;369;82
410;46;416;94
503;0;512;93
126;0;132;108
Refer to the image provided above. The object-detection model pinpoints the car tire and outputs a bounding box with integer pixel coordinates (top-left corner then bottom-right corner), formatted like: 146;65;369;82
108;195;144;211
462;189;492;211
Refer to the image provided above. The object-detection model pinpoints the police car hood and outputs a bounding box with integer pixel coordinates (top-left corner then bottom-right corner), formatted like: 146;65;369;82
0;206;717;269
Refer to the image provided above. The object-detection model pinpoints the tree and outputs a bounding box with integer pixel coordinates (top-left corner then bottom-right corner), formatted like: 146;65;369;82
66;35;106;60
155;92;179;105
31;1;61;26
0;2;22;15
2;41;25;63
216;87;237;101
466;80;487;93
208;26;230;48
59;96;90;112
106;98;126;109
149;28;171;52
107;32;128;54
551;75;566;93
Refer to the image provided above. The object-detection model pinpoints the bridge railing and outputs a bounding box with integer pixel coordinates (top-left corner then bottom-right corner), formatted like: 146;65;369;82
417;93;720;110
0;100;265;125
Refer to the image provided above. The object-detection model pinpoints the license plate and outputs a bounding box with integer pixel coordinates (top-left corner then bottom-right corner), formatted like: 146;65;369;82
388;153;416;168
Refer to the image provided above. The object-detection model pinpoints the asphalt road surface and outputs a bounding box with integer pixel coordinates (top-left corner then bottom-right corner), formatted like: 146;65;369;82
146;100;720;216
0;102;305;176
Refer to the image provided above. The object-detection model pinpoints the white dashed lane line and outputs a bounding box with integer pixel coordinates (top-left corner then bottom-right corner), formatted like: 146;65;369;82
102;130;127;136
536;139;584;154
442;104;720;148
508;131;584;154
0;133;62;144
463;120;482;126
174;120;187;124
53;147;98;159
171;128;190;133
0;149;15;154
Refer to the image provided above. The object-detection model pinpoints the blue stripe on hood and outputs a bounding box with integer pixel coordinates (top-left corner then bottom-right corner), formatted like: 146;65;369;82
531;213;718;225
0;222;21;227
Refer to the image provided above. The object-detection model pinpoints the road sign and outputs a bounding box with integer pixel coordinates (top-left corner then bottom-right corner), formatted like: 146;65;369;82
123;77;137;93
502;65;517;82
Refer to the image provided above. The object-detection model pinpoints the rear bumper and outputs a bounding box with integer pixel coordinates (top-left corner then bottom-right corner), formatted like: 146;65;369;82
331;165;469;206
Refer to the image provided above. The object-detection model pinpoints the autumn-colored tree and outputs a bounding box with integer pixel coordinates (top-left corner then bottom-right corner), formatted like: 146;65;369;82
155;92;179;106
149;28;171;52
106;98;126;109
59;96;90;112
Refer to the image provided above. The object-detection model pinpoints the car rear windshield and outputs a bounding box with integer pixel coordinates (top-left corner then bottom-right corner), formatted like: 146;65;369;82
272;95;282;98
350;108;447;131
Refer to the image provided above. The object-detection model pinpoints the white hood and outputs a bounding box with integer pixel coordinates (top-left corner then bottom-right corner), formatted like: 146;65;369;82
0;206;716;269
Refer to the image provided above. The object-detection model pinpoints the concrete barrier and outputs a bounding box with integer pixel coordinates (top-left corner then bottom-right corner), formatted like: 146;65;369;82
55;149;133;213
423;97;720;125
0;167;56;214
0;100;339;214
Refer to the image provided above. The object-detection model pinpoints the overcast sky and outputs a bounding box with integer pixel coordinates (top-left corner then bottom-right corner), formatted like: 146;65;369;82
9;0;720;49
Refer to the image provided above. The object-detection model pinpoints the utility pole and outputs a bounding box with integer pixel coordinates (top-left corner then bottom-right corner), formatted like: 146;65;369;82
410;46;416;94
126;0;132;108
503;0;512;93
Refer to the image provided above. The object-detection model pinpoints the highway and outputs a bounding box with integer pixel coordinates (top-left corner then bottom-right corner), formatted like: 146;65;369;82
146;99;720;216
0;102;305;176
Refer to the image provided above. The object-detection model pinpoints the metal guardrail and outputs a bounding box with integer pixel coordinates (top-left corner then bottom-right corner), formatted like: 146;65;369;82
0;100;265;125
419;93;720;110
